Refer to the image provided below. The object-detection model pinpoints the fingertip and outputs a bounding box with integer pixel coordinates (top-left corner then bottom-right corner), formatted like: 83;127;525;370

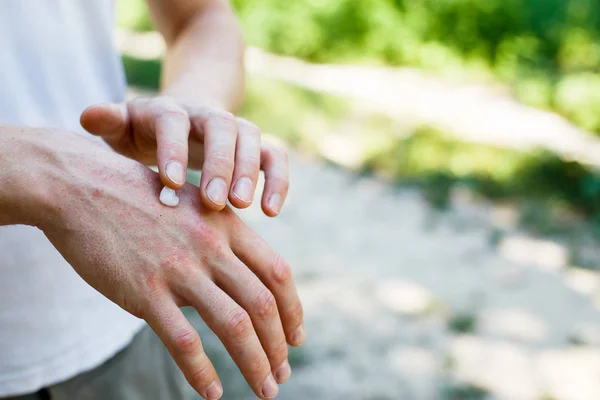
261;204;279;218
205;380;223;400
261;193;282;217
229;197;252;210
203;177;229;210
79;104;100;131
161;160;187;189
229;177;255;209
200;192;227;212
290;325;306;347
80;103;126;136
160;176;185;191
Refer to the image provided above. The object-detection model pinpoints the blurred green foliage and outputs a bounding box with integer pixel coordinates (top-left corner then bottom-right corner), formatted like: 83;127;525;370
117;0;153;32
118;2;600;251
363;127;600;217
448;312;478;334
118;0;600;133
440;382;489;400
121;51;600;243
121;55;161;89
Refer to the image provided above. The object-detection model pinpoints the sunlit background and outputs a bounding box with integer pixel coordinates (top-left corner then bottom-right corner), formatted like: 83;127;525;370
117;1;600;399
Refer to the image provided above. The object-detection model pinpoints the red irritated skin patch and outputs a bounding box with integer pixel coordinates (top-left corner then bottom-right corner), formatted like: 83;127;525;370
160;186;180;207
31;127;303;399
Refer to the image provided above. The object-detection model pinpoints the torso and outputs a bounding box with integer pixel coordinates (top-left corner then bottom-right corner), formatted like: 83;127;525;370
0;1;144;396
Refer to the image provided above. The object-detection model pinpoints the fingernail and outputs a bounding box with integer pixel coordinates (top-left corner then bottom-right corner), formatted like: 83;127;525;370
206;381;223;400
206;178;228;206
165;161;185;185
232;177;254;203
261;374;279;399
275;360;291;383
292;325;305;345
268;193;282;214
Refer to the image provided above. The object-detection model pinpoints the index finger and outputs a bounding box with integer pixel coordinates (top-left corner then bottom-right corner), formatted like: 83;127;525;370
147;99;191;190
229;228;305;347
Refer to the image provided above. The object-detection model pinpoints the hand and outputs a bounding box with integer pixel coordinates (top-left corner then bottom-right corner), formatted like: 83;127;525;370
80;97;289;216
34;131;304;399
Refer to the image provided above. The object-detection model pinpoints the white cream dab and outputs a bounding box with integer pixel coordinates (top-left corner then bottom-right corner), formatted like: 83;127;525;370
159;186;180;207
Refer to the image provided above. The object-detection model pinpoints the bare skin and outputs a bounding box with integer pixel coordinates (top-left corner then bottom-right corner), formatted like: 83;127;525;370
80;0;289;216
80;97;289;217
0;127;304;399
1;1;298;398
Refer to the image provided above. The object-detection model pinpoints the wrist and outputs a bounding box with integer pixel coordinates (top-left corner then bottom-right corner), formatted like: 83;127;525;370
0;126;58;228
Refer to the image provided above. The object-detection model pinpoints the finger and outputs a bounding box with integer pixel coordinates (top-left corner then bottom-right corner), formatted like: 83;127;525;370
80;102;129;147
188;108;237;211
228;118;261;209
174;273;279;399
145;297;223;400
144;98;191;190
260;142;290;217
212;253;290;384
230;228;305;347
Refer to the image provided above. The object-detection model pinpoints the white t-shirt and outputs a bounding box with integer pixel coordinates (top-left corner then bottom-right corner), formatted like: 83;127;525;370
0;1;145;396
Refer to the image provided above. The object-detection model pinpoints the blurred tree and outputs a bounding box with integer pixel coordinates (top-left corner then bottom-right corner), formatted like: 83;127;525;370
118;0;600;133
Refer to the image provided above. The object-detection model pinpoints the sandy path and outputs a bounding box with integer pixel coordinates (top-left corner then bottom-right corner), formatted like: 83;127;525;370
183;152;600;400
119;31;600;398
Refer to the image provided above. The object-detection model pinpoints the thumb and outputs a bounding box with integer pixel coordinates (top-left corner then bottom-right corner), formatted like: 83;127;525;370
80;103;128;138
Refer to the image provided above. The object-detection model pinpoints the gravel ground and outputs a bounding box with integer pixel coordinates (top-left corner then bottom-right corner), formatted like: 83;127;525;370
183;152;600;400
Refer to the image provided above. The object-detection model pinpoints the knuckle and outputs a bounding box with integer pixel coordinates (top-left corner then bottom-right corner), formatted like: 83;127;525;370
189;361;213;388
239;155;261;169
225;309;253;340
208;109;235;122
289;302;304;324
150;98;187;118
208;153;235;172
279;147;289;163
268;176;290;194
208;240;229;264
173;329;202;355
162;138;188;152
247;354;266;375
272;339;289;363
282;179;290;193
207;110;236;130
237;118;260;136
139;268;165;295
159;108;188;121
251;288;278;319
131;96;150;106
267;142;288;161
160;255;194;281
272;254;292;284
188;223;227;259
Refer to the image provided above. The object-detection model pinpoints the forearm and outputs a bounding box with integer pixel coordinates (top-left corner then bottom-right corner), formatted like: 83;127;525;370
0;126;55;227
159;3;245;111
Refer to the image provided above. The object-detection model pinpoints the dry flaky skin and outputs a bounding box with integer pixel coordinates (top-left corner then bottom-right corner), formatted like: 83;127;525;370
2;127;304;400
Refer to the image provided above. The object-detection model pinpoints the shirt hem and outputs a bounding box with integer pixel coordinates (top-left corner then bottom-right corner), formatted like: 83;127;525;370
0;319;146;397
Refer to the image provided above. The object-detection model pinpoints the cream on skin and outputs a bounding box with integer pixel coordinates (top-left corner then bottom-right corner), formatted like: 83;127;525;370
159;186;180;207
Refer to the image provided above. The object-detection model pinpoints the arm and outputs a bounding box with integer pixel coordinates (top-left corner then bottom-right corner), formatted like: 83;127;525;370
0;125;303;399
80;0;289;217
0;126;52;227
150;0;245;110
